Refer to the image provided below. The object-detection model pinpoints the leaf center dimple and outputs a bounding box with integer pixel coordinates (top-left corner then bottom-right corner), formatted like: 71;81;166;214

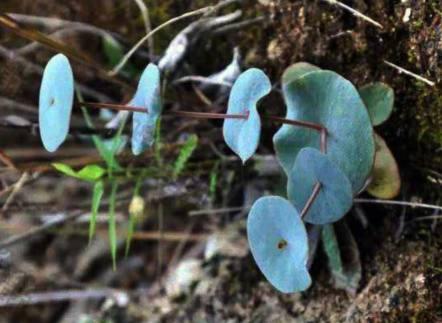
277;239;288;250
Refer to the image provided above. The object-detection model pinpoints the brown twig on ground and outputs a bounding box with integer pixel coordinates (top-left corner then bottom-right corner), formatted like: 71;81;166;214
1;172;30;212
0;288;129;307
0;150;16;169
0;47;114;103
55;228;208;242
0;210;83;249
0;14;132;90
354;198;442;211
189;198;442;217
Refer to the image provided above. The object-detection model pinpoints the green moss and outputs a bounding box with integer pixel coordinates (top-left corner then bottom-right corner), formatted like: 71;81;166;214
414;84;442;147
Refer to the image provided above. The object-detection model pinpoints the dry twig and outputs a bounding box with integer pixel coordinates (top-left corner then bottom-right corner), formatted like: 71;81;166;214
384;60;436;86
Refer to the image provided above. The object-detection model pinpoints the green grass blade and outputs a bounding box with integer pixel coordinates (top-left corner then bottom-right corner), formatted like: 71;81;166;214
209;161;220;201
108;181;118;270
89;180;104;244
172;134;198;180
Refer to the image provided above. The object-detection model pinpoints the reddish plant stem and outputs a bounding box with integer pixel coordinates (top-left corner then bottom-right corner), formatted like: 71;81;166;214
80;102;247;120
80;102;327;137
80;101;328;153
264;116;327;219
169;110;247;120
265;115;324;132
300;129;326;219
264;115;327;153
300;183;322;219
79;101;147;113
78;101;329;223
80;101;328;219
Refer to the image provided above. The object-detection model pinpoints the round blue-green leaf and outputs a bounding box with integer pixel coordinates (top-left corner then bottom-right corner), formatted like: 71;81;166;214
282;62;320;86
288;148;353;224
223;68;271;163
359;82;394;126
131;63;162;155
273;70;375;194
39;54;74;152
247;196;311;293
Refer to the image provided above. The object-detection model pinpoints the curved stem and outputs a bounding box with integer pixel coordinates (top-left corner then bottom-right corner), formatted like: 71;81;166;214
109;6;212;76
0;121;118;137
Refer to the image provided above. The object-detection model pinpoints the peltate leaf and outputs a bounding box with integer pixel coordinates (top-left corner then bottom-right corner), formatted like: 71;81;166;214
367;133;401;199
247;196;311;293
131;63;162;155
273;69;375;194
39;54;74;152
359;82;394;126
287;148;353;224
282;62;320;86
223;68;271;163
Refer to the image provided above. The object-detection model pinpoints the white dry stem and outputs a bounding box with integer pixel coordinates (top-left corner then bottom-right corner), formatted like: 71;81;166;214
110;0;239;76
109;7;212;76
384;60;436;86
323;0;384;29
133;0;154;56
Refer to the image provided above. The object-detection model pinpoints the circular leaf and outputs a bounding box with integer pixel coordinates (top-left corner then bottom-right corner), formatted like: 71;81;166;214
223;68;271;163
288;148;353;224
359;82;394;126
131;63;162;155
273;70;375;194
247;196;311;293
367;133;401;199
39;54;74;152
282;62;320;86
